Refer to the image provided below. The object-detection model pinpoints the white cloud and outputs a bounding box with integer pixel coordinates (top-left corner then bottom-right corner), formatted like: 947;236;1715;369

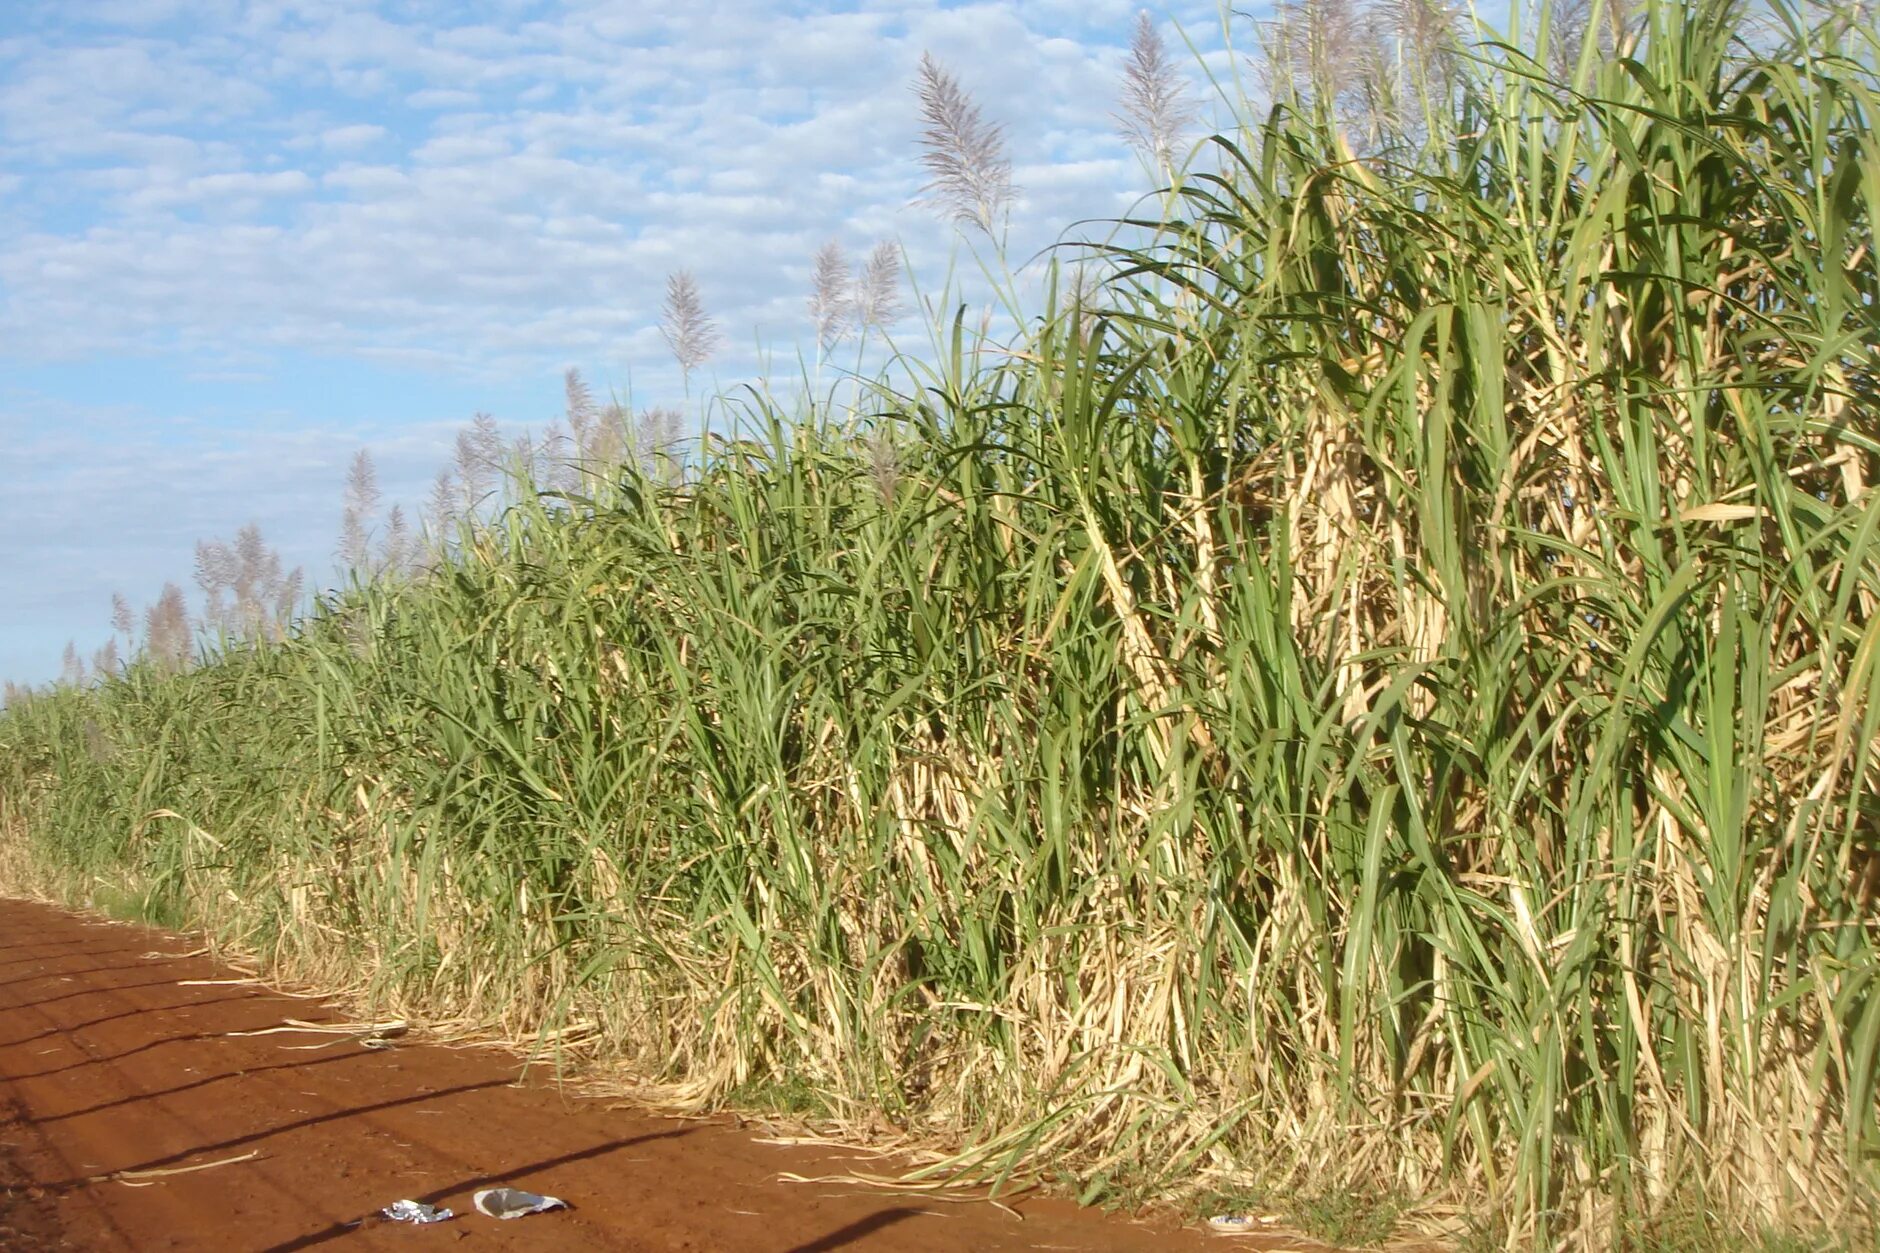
126;168;317;212
407;87;482;109
317;121;388;150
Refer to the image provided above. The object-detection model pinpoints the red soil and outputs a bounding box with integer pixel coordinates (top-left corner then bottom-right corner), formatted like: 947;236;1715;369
0;897;1307;1251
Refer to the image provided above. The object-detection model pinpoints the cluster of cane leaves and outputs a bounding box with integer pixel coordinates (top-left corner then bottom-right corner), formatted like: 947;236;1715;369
1;0;1875;1244
1074;0;1880;1232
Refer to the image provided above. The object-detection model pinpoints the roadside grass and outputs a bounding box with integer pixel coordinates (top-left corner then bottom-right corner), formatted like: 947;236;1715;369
1287;1187;1405;1249
726;1072;830;1119
87;881;188;932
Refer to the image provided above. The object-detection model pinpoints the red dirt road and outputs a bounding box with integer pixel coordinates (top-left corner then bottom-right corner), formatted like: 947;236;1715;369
0;897;1293;1251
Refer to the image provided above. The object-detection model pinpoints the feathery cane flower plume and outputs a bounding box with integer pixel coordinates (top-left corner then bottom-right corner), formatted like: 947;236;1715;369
863;426;901;502
660;269;721;391
184;521;297;642
913;53;1014;237
808;240;853;354
380;504;411;577
564;367;596;457
1117;12;1196;175
223;522;294;640
272;567;303;638
1373;0;1463;117
536;422;574;493
60;640;85;687
338;448;381;573
427;468;458;537
110;592;134;640
635;406;685;474
193;537;236;632
453;413;506;515
1385;0;1462;69
1058;262;1105;340
454;429;486;511
856;241;903;332
589;401;631;469
1262;0;1370;116
1545;0;1634;78
145;581;193;673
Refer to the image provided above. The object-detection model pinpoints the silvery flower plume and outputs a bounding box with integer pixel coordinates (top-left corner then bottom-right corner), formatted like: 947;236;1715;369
231;522;292;639
636;406;685;475
338;448;380;573
380;504;411;576
453;413;505;514
1262;0;1368;114
1372;0;1463;125
144;582;193;673
914;53;1014;237
1383;0;1461;72
1116;12;1196;176
272;566;304;637
855;241;903;333
1058;262;1104;340
536;422;575;494
564;367;597;460
808;240;854;354
1545;0;1634;79
427;468;458;536
194;536;237;633
60;640;85;687
660;269;721;391
110;592;134;641
591;401;632;468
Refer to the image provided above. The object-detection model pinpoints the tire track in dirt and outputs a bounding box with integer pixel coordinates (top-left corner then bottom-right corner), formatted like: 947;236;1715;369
0;897;1313;1251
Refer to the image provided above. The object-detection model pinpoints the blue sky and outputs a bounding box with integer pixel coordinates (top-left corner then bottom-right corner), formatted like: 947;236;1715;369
0;0;1246;687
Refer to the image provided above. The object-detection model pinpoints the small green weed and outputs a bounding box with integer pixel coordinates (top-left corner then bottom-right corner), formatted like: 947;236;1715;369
89;880;185;930
1285;1184;1402;1249
727;1072;828;1119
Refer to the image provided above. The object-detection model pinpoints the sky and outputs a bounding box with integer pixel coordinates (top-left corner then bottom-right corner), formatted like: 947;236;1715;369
0;0;1250;687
